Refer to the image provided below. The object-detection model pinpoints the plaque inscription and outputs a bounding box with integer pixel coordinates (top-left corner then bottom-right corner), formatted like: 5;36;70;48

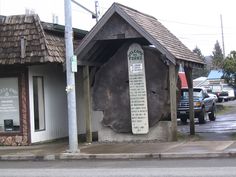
127;43;149;134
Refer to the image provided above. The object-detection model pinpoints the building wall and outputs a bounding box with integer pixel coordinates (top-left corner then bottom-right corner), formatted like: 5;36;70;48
29;64;68;143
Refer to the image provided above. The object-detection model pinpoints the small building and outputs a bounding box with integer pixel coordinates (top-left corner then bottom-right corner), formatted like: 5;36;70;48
0;15;87;145
75;3;204;142
207;69;224;84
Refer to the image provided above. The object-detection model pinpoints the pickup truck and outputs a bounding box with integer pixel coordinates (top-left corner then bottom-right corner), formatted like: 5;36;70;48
177;87;216;124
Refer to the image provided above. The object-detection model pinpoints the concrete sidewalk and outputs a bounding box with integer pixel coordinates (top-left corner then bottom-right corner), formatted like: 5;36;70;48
1;139;236;161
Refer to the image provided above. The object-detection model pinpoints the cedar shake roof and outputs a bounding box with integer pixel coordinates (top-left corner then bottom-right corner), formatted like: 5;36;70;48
75;3;204;67
0;14;87;65
119;4;203;65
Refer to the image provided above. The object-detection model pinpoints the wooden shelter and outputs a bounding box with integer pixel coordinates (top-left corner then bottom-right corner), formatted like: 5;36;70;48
75;3;204;141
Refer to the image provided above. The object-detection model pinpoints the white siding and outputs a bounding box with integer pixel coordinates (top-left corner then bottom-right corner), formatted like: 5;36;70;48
29;64;68;143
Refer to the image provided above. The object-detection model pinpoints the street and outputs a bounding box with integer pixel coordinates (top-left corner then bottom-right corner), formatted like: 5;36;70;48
178;100;236;140
1;159;236;177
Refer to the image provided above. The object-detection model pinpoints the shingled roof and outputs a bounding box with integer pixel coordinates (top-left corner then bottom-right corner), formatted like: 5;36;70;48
75;3;204;67
0;14;87;65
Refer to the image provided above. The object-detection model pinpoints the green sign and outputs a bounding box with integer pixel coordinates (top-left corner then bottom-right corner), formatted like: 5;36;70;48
71;55;77;72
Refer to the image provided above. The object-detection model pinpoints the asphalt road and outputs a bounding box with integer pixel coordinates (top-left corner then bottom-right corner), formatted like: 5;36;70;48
1;159;236;177
178;99;236;140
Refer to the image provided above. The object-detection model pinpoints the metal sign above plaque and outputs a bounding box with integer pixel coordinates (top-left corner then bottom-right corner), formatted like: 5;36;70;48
127;43;149;134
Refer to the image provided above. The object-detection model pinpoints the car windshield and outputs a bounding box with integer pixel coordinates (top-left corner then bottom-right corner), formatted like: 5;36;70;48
181;89;202;99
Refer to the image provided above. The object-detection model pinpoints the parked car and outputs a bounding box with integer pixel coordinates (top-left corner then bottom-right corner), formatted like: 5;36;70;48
218;91;229;102
219;85;235;102
177;87;216;124
209;84;235;102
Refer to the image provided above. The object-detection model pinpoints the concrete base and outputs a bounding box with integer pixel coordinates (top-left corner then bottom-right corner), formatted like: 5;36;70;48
98;121;172;142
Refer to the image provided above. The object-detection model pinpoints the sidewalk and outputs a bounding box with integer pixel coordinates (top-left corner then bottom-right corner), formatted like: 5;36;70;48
1;139;236;160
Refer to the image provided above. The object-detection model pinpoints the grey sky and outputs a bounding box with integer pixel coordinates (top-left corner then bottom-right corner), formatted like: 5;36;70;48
1;0;235;56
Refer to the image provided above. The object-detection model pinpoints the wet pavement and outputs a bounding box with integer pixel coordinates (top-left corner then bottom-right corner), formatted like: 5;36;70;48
178;100;236;141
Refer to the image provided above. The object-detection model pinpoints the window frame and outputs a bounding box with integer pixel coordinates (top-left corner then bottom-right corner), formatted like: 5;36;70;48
0;74;23;135
33;76;46;132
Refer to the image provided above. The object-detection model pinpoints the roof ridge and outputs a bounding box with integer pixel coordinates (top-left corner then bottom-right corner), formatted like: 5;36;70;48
3;14;36;24
113;3;157;20
32;15;51;62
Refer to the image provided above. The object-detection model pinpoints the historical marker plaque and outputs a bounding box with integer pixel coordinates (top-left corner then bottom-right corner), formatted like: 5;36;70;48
127;43;149;134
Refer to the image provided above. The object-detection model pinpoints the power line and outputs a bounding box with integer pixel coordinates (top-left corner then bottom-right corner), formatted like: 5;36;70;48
181;33;235;36
158;19;219;28
159;18;236;30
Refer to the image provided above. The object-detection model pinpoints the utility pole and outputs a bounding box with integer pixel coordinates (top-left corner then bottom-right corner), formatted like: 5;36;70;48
0;0;2;15
64;0;98;150
70;0;98;144
95;1;99;22
64;0;79;153
220;14;225;58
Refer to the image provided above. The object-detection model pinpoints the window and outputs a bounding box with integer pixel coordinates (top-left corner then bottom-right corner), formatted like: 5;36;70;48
33;76;45;131
0;77;20;132
181;88;203;99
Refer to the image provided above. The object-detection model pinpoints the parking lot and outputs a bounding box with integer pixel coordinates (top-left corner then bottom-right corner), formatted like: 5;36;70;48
178;99;236;141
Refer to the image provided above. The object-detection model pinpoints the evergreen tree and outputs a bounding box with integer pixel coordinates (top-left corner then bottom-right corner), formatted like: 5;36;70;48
192;46;208;79
212;40;224;69
223;51;236;85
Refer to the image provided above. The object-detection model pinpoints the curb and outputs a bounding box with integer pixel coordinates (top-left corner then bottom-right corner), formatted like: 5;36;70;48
0;154;36;161
159;152;236;159
59;153;161;160
1;151;236;161
60;151;236;160
0;154;57;161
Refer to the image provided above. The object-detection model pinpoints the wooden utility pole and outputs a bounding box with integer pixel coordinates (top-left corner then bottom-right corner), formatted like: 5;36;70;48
169;63;177;141
185;67;195;135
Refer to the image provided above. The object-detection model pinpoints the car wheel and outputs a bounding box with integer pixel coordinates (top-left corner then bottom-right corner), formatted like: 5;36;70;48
209;105;216;121
198;107;206;124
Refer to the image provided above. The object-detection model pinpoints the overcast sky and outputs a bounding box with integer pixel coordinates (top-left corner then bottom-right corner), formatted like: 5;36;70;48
1;0;236;56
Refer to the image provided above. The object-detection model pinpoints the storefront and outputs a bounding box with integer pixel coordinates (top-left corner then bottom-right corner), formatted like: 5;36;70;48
0;67;29;145
0;14;87;146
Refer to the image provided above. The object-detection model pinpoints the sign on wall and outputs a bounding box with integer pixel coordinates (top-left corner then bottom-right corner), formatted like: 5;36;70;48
127;43;149;134
0;77;20;131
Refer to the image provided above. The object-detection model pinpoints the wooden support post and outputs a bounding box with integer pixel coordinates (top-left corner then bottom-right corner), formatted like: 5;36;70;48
184;67;195;135
169;63;177;141
83;65;92;143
